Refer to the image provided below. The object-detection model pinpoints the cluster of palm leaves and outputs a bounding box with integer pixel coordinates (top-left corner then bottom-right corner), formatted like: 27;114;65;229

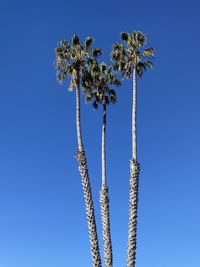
55;31;154;267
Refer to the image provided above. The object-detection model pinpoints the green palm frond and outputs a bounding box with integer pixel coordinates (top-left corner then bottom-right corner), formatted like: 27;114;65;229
138;62;146;71
113;77;121;87
59;40;70;51
141;47;154;58
100;62;107;73
84;37;93;50
92;48;102;58
132;31;147;48
112;42;121;50
113;62;120;71
123;66;132;78
144;60;153;69
82;70;93;91
85;92;94;102
111;43;125;62
136;64;144;78
72;35;80;46
109;89;117;103
120;32;129;42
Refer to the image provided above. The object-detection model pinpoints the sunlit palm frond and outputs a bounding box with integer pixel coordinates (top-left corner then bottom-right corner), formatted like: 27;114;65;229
100;62;107;74
132;31;147;48
84;36;93;51
141;47;154;58
72;34;80;46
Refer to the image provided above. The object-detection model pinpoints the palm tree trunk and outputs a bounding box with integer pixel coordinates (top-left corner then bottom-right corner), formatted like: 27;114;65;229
100;103;113;267
75;76;102;267
102;103;107;188
132;67;137;161
75;75;83;151
127;68;140;267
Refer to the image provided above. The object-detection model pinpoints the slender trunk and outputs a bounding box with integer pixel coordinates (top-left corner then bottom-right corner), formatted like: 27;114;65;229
126;68;140;267
102;103;106;187
75;75;102;267
132;68;137;161
75;75;83;151
100;103;113;267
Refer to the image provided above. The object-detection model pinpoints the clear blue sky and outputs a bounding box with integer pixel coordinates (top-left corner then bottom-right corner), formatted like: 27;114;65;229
0;0;200;267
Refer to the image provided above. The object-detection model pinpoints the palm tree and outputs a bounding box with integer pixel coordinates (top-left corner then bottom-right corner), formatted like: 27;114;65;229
82;61;121;267
111;31;154;267
55;35;102;267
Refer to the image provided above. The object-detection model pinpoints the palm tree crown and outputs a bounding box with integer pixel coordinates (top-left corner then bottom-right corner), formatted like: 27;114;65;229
55;35;102;91
82;60;121;108
111;31;154;78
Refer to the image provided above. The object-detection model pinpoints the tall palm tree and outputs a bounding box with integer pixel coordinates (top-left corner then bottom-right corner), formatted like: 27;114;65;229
111;31;154;267
55;35;102;267
82;61;121;267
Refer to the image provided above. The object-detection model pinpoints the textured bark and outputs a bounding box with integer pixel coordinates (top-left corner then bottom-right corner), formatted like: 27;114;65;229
127;67;140;267
100;186;113;267
100;103;113;267
76;150;102;267
127;159;140;267
75;76;101;267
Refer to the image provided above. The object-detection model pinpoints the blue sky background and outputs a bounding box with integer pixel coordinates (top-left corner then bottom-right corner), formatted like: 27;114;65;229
0;0;200;267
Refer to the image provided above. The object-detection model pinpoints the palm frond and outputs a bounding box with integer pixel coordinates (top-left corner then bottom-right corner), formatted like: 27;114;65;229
85;92;94;102
141;47;154;58
59;40;70;50
112;42;121;50
72;35;80;46
138;62;146;71
92;48;102;58
93;100;98;109
84;37;93;50
132;31;147;47
113;77;121;86
136;64;143;78
100;62;107;73
68;76;76;92
113;62;121;71
120;32;129;42
122;65;132;78
109;89;117;103
82;70;93;91
144;60;153;69
111;43;125;62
